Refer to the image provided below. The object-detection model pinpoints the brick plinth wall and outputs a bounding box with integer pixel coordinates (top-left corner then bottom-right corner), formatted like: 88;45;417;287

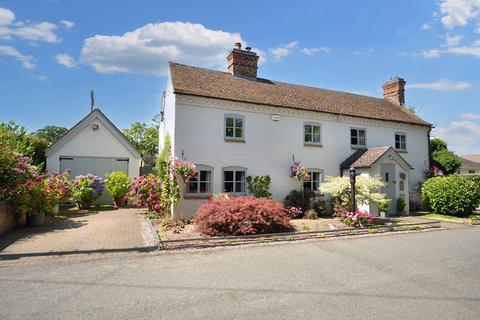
0;200;16;235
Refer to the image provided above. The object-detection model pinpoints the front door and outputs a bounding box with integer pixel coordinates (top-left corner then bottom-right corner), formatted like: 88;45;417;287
380;163;396;213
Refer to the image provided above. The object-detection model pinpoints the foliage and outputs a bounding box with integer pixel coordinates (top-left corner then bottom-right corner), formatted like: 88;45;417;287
71;175;104;205
127;175;163;213
105;171;131;199
246;175;272;198
290;163;310;181
173;159;197;181
422;176;480;217
396;197;406;212
304;209;318;220
157;218;187;234
343;210;374;227
156;134;179;216
319;175;388;215
195;196;292;236
283;189;310;213
16;178;52;214
45;171;72;207
32;125;68;144
378;201;389;213
425;165;445;178
430;137;461;175
123;122;159;159
1;152;39;201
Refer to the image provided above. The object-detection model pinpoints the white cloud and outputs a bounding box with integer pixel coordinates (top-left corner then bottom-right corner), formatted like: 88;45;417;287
440;0;480;29
0;45;35;69
79;22;247;75
423;39;480;57
434;120;480;154
461;113;480;119
0;7;15;26
300;47;332;56
406;79;472;90
422;23;432;30
269;41;298;61
444;33;463;46
55;53;77;68
352;48;374;55
60;20;74;30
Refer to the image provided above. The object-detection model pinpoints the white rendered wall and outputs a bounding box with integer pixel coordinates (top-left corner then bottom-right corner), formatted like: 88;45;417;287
173;95;429;218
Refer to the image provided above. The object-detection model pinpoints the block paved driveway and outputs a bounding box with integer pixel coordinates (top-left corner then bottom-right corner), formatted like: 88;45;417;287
0;208;147;266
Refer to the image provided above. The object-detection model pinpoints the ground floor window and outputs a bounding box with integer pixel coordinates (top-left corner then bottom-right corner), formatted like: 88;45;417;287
303;169;323;192
222;167;246;193
186;165;213;194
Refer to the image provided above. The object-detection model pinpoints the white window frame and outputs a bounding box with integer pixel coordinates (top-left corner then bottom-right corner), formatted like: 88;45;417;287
395;132;407;151
303;122;322;146
224;114;245;141
350;128;367;147
185;165;213;195
303;169;324;192
222;166;247;194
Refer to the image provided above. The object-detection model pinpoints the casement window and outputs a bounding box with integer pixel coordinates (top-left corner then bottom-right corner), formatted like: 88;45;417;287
224;114;245;141
351;128;366;147
395;132;407;151
304;122;322;145
468;170;476;174
303;169;323;192
185;165;213;194
222;166;247;194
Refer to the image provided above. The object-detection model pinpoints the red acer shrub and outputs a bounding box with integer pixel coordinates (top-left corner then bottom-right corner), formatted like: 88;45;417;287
195;196;292;236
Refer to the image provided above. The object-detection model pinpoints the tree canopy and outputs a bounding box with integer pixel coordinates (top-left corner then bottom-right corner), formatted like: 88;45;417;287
122;122;159;159
33;125;68;144
430;137;461;175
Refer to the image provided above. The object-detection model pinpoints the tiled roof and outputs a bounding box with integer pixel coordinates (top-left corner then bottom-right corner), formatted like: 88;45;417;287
340;146;400;169
169;62;431;127
460;155;480;167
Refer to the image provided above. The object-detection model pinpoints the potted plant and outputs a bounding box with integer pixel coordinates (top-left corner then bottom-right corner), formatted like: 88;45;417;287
173;159;197;181
71;174;104;209
105;171;131;207
378;201;390;218
17;178;51;226
46;171;71;215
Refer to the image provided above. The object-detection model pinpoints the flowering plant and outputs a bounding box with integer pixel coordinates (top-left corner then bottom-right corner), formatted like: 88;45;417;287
105;171;131;201
1;152;39;200
285;206;303;218
343;210;374;228
16;176;53;214
173;159;197;181
45;171;72;208
71;174;104;208
127;174;163;213
290;163;310;181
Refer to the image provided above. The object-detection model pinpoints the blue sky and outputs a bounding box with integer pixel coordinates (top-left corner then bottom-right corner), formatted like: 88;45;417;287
1;0;479;154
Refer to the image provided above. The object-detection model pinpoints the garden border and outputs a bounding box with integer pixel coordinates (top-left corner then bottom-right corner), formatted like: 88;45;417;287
156;221;441;251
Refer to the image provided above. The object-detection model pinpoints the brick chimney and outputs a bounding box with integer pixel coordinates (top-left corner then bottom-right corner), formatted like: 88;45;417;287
227;42;259;79
383;77;406;106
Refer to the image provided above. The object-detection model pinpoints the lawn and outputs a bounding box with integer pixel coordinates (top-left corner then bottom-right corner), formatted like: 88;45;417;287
421;213;472;224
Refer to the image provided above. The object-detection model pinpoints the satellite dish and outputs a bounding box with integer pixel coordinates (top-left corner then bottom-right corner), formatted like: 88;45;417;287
153;113;161;123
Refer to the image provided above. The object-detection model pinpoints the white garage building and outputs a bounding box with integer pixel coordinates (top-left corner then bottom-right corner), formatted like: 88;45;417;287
46;108;142;204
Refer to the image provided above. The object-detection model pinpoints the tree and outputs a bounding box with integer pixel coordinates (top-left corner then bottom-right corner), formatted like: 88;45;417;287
430;137;461;175
122;122;159;159
33;125;68;144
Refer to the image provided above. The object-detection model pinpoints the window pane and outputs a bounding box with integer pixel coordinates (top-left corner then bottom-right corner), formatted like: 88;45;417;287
313;133;321;143
359;130;366;138
187;182;198;193
224;182;234;192
224;171;233;181
312;181;319;191
235;170;245;182
226;117;234;127
199;170;208;181
351;129;357;137
313;126;320;134
395;134;400;143
235;118;243;128
304;133;312;142
359;137;366;145
395;141;400;149
303;181;312;191
199;182;209;193
351;136;358;145
304;125;312;134
235;182;245;193
312;172;320;182
235;128;242;138
226;127;234;137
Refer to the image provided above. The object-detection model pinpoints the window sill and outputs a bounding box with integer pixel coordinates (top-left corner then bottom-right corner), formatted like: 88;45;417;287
183;194;211;200
224;138;245;143
351;145;367;150
395;149;408;153
304;143;323;148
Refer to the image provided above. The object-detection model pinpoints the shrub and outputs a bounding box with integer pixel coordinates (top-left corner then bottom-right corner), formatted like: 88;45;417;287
45;171;72;208
378;201;389;213
71;175;104;206
422;176;480;216
195;196;292;236
105;171;131;200
396;197;406;212
1;152;39;201
304;209;318;220
246;175;272;198
283;189;310;213
127;174;163;213
344;210;373;227
285;206;302;218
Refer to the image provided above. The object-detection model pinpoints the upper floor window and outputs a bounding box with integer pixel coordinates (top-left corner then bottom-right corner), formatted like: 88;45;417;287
304;122;321;145
224;114;244;141
303;169;323;192
395;132;407;151
351;128;366;147
468;170;476;174
185;165;213;194
222;166;246;194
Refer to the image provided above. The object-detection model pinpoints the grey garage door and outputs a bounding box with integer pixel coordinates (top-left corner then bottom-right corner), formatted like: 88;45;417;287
60;156;129;205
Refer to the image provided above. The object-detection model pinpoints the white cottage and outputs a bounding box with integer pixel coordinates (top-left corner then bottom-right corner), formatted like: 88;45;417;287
46;109;142;204
161;43;432;218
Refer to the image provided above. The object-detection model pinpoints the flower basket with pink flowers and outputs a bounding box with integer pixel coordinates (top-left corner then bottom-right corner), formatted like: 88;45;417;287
173;160;197;181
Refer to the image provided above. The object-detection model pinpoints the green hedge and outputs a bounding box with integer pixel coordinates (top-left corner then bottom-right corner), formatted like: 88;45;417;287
422;176;480;216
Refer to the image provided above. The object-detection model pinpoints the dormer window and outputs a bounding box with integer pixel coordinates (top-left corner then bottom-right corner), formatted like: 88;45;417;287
224;114;245;141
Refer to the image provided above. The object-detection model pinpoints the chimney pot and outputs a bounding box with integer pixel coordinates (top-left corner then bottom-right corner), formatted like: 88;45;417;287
383;77;406;106
245;46;251;51
234;42;241;50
